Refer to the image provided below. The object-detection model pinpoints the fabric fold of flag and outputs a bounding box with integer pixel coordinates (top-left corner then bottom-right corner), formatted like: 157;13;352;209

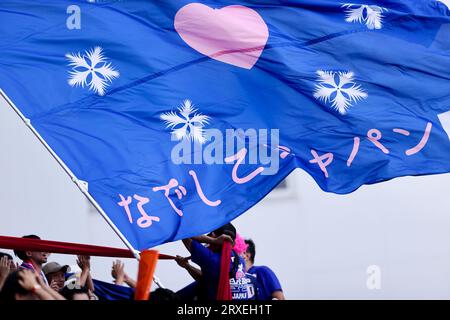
0;0;449;251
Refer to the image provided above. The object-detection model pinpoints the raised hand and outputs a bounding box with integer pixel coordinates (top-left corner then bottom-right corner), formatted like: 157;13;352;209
10;261;19;272
0;256;11;279
49;279;60;292
174;255;190;269
77;255;91;271
213;234;234;246
111;260;125;285
17;269;40;291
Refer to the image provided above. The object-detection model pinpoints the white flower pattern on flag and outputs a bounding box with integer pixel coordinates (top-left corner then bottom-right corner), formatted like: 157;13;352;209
342;3;387;30
160;100;211;144
65;46;119;96
314;70;368;115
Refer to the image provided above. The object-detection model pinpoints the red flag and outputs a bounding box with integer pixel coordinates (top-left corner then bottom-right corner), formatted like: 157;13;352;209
216;241;232;300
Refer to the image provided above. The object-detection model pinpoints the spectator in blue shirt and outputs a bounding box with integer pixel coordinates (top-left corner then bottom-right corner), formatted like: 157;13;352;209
180;223;250;301
244;239;285;300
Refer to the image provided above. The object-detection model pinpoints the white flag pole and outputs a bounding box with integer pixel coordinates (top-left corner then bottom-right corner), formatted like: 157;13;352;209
0;89;165;289
0;89;140;259
0;89;168;271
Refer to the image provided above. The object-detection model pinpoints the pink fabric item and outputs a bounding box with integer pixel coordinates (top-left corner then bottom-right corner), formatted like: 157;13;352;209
175;3;269;69
233;233;248;255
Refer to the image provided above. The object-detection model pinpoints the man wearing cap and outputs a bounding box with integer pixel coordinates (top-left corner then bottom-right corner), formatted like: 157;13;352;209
43;262;69;292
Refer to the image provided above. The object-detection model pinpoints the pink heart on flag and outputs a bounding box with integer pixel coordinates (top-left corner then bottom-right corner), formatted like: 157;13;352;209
174;3;269;70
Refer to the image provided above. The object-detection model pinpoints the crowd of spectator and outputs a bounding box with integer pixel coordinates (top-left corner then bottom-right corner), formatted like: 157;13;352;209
0;223;284;301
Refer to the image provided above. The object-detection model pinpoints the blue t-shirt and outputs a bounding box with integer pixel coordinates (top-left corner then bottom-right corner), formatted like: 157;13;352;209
191;240;254;300
229;263;257;300
247;265;282;300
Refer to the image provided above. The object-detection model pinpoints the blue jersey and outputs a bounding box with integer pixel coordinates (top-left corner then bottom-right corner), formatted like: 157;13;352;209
248;265;282;300
190;240;234;300
229;257;258;300
190;240;255;300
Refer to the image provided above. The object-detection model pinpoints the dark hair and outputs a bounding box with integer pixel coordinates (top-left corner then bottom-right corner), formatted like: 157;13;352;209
13;235;41;261
212;223;240;278
213;223;236;241
245;239;256;263
149;288;181;302
0;252;13;260
60;285;89;300
0;270;29;301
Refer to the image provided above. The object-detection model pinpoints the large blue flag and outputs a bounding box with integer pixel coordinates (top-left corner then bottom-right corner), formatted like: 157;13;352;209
1;0;449;251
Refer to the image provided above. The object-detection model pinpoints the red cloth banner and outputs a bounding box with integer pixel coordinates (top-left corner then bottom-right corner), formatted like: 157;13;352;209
0;235;174;260
216;241;232;300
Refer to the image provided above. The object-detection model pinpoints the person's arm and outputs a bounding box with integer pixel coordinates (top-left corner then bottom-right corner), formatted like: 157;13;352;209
86;272;95;292
112;260;136;288
272;290;285;300
49;278;61;292
185;264;202;281
18;269;61;300
77;255;92;289
192;234;233;246
123;273;136;288
186;238;225;274
36;274;66;300
88;289;98;300
260;266;285;300
32;285;55;300
0;256;11;291
191;235;215;244
175;255;202;281
112;260;125;285
77;256;89;287
183;234;233;253
77;255;95;292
